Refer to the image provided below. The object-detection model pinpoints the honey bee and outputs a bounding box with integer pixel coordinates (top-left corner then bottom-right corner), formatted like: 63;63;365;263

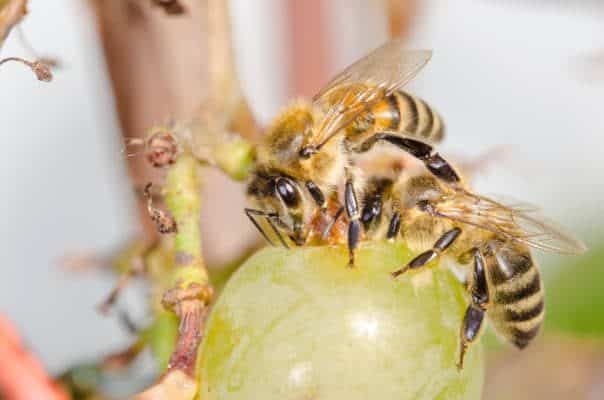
243;38;586;369
246;39;457;264
359;166;586;369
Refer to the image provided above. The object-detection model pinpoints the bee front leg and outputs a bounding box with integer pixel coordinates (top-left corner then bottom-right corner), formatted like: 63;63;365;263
458;248;489;370
345;177;361;268
386;212;401;240
305;180;327;210
391;227;462;278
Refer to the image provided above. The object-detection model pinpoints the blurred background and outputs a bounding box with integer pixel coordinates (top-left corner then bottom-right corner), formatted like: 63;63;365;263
1;0;603;398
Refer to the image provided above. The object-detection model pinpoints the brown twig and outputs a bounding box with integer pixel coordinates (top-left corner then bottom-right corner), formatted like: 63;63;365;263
93;1;260;397
190;0;259;152
0;56;52;81
91;0;205;242
150;0;186;15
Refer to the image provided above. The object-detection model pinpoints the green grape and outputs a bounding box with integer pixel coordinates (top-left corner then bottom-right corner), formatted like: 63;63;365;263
198;242;483;400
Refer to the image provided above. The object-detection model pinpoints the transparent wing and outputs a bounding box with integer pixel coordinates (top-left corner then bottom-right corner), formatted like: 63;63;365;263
310;39;432;148
429;190;587;255
479;193;540;213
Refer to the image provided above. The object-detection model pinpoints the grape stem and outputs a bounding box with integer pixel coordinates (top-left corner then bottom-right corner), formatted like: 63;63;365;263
135;156;211;400
160;154;212;376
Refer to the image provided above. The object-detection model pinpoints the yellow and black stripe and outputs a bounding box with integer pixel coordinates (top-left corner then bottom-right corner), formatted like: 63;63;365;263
385;91;445;144
345;90;445;146
486;241;545;349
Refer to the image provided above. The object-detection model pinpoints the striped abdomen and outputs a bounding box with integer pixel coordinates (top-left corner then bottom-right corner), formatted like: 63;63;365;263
484;240;544;349
358;91;445;145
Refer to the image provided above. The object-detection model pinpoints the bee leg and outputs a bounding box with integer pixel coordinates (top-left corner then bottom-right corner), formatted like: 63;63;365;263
360;192;382;230
357;133;460;184
391;227;462;278
305;180;327;210
245;208;290;248
386;212;401;240
345;177;361;268
458;248;489;370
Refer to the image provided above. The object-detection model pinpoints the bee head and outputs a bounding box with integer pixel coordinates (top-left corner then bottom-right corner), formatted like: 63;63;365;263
247;171;310;246
401;174;446;210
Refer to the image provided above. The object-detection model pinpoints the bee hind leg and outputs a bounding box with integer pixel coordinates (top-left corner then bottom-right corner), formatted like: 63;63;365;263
458;248;489;370
356;133;461;185
390;227;462;278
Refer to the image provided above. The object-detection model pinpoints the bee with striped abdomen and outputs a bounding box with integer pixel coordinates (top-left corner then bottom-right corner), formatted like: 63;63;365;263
359;167;586;369
243;37;586;367
246;39;457;265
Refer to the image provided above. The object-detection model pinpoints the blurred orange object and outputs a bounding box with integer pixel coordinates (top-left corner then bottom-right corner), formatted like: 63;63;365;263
0;314;69;400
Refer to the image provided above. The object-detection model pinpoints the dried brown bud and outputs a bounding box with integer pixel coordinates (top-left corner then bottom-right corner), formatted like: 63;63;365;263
144;183;177;234
31;61;52;82
145;130;179;168
150;0;186;15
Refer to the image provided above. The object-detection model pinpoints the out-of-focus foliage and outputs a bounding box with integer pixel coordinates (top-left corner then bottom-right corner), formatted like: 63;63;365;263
57;364;103;400
546;241;604;336
484;337;604;400
142;312;179;371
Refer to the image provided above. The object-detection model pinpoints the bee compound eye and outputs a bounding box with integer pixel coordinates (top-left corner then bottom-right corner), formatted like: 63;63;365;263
275;178;300;207
416;200;432;212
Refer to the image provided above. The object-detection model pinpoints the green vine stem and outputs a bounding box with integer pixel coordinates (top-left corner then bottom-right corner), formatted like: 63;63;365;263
160;153;213;377
164;154;207;287
134;0;257;396
136;154;211;400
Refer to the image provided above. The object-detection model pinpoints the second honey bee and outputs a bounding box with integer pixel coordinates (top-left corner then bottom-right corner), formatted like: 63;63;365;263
358;162;586;368
247;39;457;265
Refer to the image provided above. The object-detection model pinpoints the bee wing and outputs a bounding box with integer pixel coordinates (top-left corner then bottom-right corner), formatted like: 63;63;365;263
430;190;587;255
310;39;432;147
479;193;540;213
